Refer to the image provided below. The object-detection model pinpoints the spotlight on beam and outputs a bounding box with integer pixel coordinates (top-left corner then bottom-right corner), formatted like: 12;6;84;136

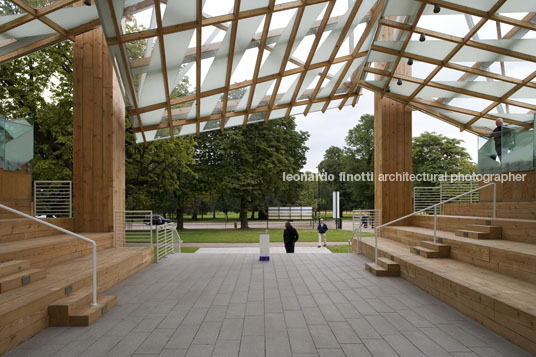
433;4;441;13
397;78;403;86
419;33;426;42
84;0;91;5
386;86;391;93
407;58;413;65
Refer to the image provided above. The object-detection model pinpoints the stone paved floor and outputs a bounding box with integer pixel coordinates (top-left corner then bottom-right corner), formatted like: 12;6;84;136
7;253;532;357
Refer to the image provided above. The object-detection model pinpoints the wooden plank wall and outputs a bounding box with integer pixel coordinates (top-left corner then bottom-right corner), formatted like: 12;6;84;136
72;28;125;233
0;169;32;201
479;169;536;202
373;25;413;224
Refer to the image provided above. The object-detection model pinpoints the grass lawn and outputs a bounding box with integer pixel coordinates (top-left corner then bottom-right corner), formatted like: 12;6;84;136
180;247;200;253
153;246;199;261
327;245;352;253
127;229;373;244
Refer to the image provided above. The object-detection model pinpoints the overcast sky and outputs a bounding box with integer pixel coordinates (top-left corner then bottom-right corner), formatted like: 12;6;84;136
296;88;479;172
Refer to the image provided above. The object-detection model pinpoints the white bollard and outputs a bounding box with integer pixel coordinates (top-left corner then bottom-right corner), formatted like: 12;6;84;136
259;233;270;261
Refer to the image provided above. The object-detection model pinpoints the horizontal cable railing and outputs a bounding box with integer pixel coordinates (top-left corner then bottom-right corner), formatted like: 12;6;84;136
413;181;479;214
34;180;72;218
375;183;496;264
0;203;98;306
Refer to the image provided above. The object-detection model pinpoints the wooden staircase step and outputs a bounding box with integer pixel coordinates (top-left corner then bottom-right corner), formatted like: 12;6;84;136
0;269;46;293
377;257;400;275
68;295;117;326
365;263;390;276
456;229;491;240
420;241;451;256
410;246;447;258
0;260;30;278
48;287;94;325
467;224;502;239
49;288;117;327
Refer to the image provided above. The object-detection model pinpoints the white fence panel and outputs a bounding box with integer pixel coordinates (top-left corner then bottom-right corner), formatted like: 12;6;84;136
114;210;154;248
156;223;176;262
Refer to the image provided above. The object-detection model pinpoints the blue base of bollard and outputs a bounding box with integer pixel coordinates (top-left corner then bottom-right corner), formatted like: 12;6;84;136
259;256;270;261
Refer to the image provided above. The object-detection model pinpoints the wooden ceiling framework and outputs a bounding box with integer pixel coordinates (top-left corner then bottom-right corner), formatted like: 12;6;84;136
0;0;535;142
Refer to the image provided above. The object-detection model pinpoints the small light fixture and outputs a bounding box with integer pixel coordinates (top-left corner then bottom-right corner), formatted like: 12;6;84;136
407;58;413;65
419;33;426;42
84;0;91;5
397;78;403;86
433;4;441;13
386;86;391;93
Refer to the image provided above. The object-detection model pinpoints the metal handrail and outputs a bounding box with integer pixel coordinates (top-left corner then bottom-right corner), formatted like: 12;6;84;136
373;183;496;264
0;203;98;306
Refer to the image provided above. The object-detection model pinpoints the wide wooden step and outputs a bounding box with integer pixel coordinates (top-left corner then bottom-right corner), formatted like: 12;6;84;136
0;260;30;277
467;224;502;239
0;269;46;293
382;225;536;285
409;214;534;244
0;232;113;268
359;235;536;355
456;229;491;239
0;218;74;243
49;288;117;326
0;247;153;355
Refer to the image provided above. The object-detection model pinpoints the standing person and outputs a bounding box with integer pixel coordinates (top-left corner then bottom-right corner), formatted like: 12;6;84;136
283;222;299;253
317;218;328;248
491;119;506;161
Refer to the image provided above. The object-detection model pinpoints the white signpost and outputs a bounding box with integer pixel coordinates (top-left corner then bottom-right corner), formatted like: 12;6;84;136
333;191;340;229
259;233;270;261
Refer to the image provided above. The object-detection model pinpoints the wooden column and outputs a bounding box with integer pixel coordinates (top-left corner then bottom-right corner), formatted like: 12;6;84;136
374;27;413;224
73;28;125;232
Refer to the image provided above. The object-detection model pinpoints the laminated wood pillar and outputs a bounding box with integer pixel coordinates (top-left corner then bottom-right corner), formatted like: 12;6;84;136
374;26;413;224
72;28;125;232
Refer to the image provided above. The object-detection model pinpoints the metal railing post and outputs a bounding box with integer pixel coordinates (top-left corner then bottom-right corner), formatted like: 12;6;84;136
69;181;72;218
433;206;437;243
493;184;496;219
91;244;97;306
374;227;378;264
33;180;37;217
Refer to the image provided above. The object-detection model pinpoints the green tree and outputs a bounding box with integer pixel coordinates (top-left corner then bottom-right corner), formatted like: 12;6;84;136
413;132;475;186
196;117;309;229
344;114;375;209
0;41;74;180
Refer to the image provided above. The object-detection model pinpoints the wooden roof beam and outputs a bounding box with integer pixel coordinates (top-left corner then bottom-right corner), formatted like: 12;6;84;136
220;0;240;132
263;5;305;126
321;0;386;112
303;0;365;116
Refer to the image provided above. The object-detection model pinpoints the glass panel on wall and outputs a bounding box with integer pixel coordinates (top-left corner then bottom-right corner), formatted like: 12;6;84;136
0;116;34;171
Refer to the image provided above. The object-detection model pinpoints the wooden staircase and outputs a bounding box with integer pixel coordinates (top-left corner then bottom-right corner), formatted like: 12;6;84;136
0;260;46;293
48;287;117;326
456;223;502;240
357;213;536;355
410;240;450;258
365;257;400;276
0;216;154;355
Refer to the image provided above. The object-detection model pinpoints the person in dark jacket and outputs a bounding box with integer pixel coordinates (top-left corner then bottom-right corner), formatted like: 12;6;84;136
317;218;328;248
283;222;299;253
